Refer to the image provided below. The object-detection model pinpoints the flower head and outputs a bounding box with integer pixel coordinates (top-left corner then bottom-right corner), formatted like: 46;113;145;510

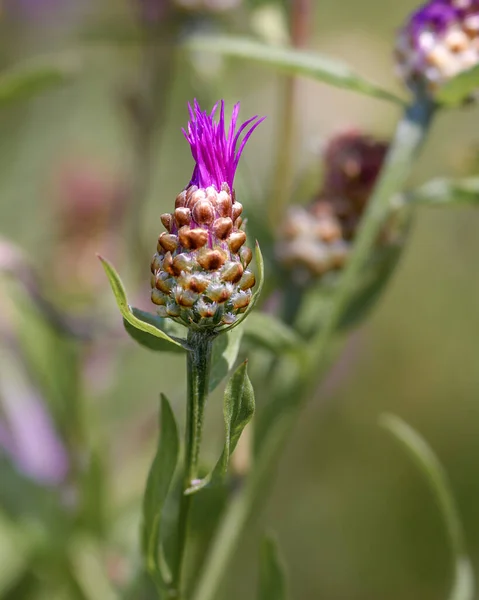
395;0;479;96
183;99;264;191
151;100;263;330
277;131;389;280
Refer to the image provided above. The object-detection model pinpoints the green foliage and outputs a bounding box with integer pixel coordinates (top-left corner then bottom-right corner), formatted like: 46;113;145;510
186;362;255;494
409;177;479;206
436;64;479;107
125;308;187;354
209;327;244;393
186;35;403;105
99;256;185;351
257;536;288;600
380;414;475;600
243;312;301;355
216;361;255;477
0;53;79;108
142;395;180;588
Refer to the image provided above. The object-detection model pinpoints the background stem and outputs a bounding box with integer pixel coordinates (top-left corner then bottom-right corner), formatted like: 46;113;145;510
192;97;435;600
268;0;313;226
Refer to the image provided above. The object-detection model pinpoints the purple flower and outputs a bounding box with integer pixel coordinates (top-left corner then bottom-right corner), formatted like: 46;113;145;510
0;357;69;486
150;100;264;330
182;99;264;191
395;0;479;95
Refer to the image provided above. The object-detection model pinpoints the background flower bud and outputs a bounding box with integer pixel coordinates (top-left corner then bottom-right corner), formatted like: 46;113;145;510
395;0;479;98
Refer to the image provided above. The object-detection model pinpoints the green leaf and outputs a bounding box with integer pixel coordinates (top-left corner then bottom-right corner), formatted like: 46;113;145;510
380;414;475;600
124;308;186;353
186;35;403;105
409;177;479;206
99;256;184;350
209;327;244;393
257;535;288;600
141;395;180;586
436;64;479;107
339;239;407;330
186;362;255;494
216;361;255;477
339;208;413;331
0;53;79;109
243;312;301;354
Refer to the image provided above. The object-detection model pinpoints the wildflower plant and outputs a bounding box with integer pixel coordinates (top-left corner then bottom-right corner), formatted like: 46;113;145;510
101;99;263;598
4;0;479;598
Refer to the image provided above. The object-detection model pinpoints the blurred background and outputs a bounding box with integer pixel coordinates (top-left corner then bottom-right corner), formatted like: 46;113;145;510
0;0;479;599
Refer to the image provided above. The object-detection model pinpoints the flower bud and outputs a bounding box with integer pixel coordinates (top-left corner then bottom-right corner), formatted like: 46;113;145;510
150;100;264;329
395;0;479;98
277;131;389;281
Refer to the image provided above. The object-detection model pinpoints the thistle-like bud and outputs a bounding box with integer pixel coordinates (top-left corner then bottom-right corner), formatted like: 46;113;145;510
151;100;264;329
395;0;479;97
277;131;388;280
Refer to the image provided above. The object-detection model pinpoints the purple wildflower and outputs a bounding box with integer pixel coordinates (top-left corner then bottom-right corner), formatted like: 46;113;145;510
0;354;69;486
150;100;263;330
182;100;264;191
395;0;479;95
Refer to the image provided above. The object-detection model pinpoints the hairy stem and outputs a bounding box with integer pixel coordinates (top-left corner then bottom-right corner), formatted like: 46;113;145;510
173;330;214;599
193;97;436;600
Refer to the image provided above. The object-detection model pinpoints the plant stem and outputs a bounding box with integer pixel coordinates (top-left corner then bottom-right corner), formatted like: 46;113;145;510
268;0;313;226
173;330;214;599
192;98;436;600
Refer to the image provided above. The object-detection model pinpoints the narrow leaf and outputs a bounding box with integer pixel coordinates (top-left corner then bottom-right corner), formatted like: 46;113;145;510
0;53;79;109
186;362;255;494
142;395;180;585
243;312;301;354
380;414;475;600
186;35;403;105
436;64;479;106
124;308;186;353
217;361;255;476
257;535;288;600
409;177;479;206
209;327;244;393
99;256;184;350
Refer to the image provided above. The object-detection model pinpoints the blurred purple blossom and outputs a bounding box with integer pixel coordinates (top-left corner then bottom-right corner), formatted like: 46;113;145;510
136;0;169;23
0;350;69;486
4;0;67;17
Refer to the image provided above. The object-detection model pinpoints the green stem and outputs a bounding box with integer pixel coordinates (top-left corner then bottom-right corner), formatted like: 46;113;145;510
192;98;436;600
173;330;214;599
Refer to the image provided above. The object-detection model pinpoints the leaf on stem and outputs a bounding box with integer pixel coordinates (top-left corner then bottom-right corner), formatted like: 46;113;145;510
436;64;479;107
141;395;180;586
408;177;479;206
186;362;255;494
125;308;187;354
216;361;255;477
257;535;288;600
209;326;244;393
0;53;80;109
186;35;403;105
98;256;186;351
243;312;301;355
380;414;475;600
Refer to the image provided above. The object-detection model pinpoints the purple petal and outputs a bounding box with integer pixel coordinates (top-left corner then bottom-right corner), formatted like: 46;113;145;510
184;99;264;190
